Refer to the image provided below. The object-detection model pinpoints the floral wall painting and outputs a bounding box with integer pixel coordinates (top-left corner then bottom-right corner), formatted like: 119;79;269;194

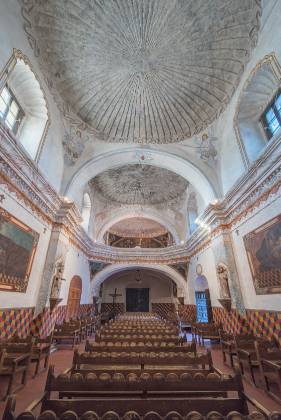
0;208;39;292
243;215;281;294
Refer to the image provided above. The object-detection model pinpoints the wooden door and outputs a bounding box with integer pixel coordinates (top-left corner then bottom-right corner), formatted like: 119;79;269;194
66;276;82;320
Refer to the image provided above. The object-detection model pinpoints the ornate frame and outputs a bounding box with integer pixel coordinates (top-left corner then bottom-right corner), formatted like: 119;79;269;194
0;207;39;292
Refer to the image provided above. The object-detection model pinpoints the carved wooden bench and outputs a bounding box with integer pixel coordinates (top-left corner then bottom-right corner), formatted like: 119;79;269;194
3;370;272;419
52;323;81;348
72;349;215;372
85;340;195;354
4;394;276;420
255;339;281;402
0;341;32;400
235;335;279;385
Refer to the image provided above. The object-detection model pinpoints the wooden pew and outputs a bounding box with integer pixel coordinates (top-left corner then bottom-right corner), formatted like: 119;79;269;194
235;335;279;385
52;323;81;348
0;340;32;400
95;334;180;344
45;365;236;399
85;340;190;354
3;370;272;419
220;330;237;367
30;334;53;377
255;340;281;402
196;324;221;346
72;349;215;372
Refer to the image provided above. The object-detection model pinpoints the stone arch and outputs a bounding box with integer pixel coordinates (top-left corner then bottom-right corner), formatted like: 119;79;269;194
66;275;82;320
91;263;189;303
63;148;217;208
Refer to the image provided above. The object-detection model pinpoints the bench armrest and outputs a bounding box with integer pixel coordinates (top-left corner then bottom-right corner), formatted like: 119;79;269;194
243;392;270;416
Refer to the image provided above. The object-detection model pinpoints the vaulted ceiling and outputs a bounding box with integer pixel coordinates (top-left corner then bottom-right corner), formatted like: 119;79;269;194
26;0;261;144
90;164;189;205
108;217;168;238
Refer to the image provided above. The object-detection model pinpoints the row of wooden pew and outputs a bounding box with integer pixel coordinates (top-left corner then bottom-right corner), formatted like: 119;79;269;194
220;331;281;403
0;317;97;401
3;313;281;419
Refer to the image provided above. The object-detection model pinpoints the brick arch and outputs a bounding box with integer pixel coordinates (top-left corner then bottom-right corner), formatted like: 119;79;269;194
66;275;82;320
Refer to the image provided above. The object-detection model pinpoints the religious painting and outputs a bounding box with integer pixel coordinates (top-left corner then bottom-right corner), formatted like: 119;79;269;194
126;288;149;312
89;260;108;279
0;208;39;292
243;215;281;294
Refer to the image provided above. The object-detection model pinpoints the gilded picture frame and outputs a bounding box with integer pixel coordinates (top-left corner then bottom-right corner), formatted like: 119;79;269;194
243;215;281;295
0;207;39;292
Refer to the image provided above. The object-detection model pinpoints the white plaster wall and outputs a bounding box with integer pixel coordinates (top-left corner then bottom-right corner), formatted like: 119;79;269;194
187;247;219;306
102;273;173;310
0;185;51;309
60;246;91;305
218;0;281;194
230;194;281;311
0;0;64;192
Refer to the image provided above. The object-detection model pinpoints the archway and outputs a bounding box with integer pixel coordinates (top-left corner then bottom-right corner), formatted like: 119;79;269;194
63;148;217;208
97;211;179;244
66;276;82;320
91;263;189;303
194;274;212;323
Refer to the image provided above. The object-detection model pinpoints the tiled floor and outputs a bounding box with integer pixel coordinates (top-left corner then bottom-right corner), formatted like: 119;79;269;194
0;339;281;417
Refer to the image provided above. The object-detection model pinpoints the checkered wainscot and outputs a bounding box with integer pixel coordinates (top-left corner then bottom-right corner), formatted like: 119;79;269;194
0;307;34;338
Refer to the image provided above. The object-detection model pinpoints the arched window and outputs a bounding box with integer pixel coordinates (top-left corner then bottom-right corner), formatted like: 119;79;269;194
81;192;91;232
235;54;281;166
194;272;212;323
0;49;50;161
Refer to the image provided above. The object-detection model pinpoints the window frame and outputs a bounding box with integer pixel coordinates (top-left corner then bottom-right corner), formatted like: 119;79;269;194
260;89;281;140
0;85;25;135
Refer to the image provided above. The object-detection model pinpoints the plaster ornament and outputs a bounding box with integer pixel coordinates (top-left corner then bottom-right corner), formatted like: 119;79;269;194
21;0;261;144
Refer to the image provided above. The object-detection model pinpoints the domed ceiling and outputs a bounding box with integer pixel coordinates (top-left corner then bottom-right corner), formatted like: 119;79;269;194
24;0;261;144
108;217;168;238
90;164;188;205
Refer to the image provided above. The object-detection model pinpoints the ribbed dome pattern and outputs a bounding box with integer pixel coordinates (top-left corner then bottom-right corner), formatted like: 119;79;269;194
29;0;261;143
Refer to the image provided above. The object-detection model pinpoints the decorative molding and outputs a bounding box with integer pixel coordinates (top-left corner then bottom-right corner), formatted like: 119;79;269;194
1;115;281;265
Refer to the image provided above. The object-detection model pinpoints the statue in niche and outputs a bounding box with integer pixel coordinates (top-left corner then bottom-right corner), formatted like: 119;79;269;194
50;261;65;299
217;264;231;299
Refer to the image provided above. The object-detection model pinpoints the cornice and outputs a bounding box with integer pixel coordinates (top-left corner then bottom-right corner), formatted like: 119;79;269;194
1;123;281;263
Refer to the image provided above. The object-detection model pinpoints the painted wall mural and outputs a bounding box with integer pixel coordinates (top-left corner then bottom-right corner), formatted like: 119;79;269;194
243;215;281;294
0;208;39;292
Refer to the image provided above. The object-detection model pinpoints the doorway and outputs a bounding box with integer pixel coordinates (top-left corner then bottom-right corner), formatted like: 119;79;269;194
126;288;149;312
66;276;82;320
195;289;212;322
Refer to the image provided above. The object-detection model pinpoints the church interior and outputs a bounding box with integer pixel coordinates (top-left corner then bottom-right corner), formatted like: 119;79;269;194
0;0;281;418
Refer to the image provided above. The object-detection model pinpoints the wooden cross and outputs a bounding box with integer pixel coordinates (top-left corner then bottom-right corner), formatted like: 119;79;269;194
109;288;122;309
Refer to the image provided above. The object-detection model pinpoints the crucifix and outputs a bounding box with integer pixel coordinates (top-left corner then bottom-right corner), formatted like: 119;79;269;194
109;288;122;314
